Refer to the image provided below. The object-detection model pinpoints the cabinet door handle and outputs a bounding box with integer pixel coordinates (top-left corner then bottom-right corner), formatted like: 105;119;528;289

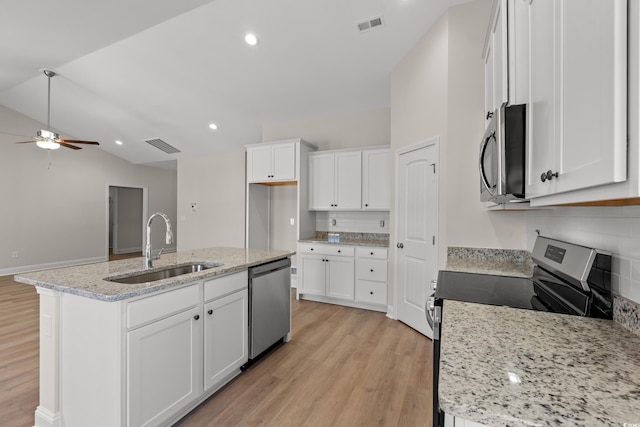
540;170;559;182
397;242;404;249
365;203;369;207
337;250;341;253
370;269;374;272
194;314;200;320
370;252;374;255
370;291;374;295
208;309;213;315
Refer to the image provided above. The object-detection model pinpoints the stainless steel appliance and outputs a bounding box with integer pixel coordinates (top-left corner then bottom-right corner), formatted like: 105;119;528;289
427;236;612;427
248;258;291;360
480;104;526;203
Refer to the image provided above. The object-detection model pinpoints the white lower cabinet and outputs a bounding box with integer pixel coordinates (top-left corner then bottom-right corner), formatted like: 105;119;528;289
298;243;387;311
127;306;202;427
126;270;248;427
203;289;248;391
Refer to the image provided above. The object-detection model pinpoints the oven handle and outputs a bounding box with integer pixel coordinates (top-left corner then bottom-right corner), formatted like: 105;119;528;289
425;292;435;330
479;130;495;193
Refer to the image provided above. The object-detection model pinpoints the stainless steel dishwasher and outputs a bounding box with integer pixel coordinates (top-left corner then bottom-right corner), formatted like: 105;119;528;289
248;257;291;359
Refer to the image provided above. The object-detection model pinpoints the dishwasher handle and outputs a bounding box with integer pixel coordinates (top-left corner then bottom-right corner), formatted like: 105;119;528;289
249;258;291;278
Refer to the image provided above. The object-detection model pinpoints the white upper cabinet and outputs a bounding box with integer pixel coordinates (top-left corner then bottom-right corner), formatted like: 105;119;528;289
483;0;529;126
362;148;390;210
247;141;296;183
309;150;362;210
309;147;390;211
526;0;627;202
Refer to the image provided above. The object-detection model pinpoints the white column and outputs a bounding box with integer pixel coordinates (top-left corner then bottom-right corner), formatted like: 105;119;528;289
34;287;62;427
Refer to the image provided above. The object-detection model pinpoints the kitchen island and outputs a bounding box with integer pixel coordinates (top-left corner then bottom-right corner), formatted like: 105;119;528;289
439;300;640;426
15;247;294;427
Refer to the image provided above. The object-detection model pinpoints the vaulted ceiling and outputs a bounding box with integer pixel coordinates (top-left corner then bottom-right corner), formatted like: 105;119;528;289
0;0;468;168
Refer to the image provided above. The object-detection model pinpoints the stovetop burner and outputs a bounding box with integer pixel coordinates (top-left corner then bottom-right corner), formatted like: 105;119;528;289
435;236;613;319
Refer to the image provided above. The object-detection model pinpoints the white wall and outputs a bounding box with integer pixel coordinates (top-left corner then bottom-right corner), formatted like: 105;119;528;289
0;105;177;275
390;0;526;270
263;107;390;150
527;207;640;304
176;151;246;251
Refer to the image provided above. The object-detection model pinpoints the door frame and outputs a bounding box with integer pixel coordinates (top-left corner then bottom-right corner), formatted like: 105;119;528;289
106;183;148;257
392;137;439;324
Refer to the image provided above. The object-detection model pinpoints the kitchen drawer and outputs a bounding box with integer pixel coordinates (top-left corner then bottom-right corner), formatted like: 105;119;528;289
298;243;354;257
355;280;387;305
204;270;248;302
127;284;199;329
356;259;387;282
356;247;388;259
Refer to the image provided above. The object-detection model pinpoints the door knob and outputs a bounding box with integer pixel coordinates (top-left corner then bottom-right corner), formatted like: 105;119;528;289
397;242;404;249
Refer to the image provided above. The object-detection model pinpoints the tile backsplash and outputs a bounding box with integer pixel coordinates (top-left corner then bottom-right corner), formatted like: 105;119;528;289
316;211;390;234
526;206;640;304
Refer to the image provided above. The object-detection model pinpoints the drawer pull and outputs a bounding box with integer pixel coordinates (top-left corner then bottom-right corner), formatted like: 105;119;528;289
370;252;374;255
370;269;374;272
194;314;200;321
370;291;374;295
338;250;341;253
208;309;213;315
310;248;314;251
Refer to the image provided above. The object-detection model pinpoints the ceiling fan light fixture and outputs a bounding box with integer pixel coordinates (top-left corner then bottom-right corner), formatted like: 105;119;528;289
36;140;61;150
244;33;259;46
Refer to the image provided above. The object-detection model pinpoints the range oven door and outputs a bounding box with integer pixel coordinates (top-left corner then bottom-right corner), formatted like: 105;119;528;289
430;297;444;427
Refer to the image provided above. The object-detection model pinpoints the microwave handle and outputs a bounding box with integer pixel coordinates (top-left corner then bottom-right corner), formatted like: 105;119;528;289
479;131;494;192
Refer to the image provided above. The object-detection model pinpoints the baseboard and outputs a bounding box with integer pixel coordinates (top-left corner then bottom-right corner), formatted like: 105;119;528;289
0;256;107;277
34;405;61;427
112;246;142;254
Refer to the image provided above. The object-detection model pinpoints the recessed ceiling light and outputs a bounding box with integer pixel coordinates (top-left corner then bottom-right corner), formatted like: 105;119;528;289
209;123;218;130
244;33;259;46
115;140;123;145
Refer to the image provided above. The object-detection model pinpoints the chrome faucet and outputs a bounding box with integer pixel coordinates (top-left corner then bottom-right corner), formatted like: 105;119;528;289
145;212;173;269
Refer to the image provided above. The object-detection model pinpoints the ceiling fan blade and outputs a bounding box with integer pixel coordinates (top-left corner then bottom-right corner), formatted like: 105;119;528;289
1;131;33;138
15;140;38;144
59;139;100;145
59;142;82;150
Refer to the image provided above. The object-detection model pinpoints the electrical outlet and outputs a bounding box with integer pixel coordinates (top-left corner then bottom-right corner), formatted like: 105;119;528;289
11;251;18;258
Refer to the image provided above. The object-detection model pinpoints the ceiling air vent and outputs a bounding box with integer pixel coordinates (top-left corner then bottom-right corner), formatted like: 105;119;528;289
357;16;384;33
145;138;181;154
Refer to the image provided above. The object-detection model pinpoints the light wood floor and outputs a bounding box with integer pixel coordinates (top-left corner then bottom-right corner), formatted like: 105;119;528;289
0;272;433;427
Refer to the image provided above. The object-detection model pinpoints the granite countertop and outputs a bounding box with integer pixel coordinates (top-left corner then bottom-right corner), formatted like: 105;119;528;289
445;246;534;277
298;237;389;247
14;247;294;302
439;300;640;426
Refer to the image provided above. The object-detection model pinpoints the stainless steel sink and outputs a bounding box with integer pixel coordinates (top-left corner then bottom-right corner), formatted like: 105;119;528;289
105;262;222;284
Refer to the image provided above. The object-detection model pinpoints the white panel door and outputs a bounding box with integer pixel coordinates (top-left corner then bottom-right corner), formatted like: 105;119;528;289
326;256;355;300
300;255;326;295
127;306;202;427
204;290;248;391
362;148;390;210
396;143;438;338
272;143;296;181
334;151;362;210
309;153;335;210
248;145;273;182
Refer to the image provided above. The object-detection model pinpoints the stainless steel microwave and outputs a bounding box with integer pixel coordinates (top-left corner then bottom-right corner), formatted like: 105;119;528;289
479;104;526;203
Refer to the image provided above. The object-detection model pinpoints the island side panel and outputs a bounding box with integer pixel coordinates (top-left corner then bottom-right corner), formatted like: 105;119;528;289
60;292;124;427
35;288;62;427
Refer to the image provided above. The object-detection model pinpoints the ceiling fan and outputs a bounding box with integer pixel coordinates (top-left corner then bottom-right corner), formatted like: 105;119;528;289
13;70;100;150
